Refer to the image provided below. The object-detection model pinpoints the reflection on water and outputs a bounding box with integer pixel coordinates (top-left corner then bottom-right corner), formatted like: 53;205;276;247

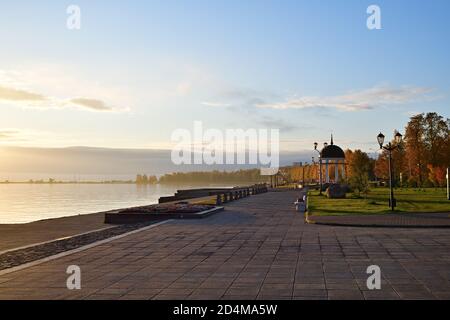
0;183;231;224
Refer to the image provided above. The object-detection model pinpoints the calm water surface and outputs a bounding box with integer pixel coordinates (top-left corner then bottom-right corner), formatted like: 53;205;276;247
0;183;231;224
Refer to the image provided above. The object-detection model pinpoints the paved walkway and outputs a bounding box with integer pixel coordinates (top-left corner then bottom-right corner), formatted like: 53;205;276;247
1;191;450;300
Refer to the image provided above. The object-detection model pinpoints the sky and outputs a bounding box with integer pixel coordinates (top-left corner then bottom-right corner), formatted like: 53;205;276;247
0;0;449;154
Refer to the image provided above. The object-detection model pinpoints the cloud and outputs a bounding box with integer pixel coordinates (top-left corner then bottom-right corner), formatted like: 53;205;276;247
257;85;433;112
202;89;280;110
256;116;304;133
0;84;121;112
201;101;231;107
202;85;434;113
69;98;114;111
0;86;46;102
0;130;20;140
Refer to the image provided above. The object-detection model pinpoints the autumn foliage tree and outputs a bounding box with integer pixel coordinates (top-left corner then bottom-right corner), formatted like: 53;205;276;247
346;150;372;196
375;112;450;187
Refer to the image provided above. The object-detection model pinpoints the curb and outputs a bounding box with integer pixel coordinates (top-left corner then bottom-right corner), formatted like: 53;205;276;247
305;218;450;229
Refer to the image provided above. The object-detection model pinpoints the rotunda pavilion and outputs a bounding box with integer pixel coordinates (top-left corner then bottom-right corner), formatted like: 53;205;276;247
320;135;346;183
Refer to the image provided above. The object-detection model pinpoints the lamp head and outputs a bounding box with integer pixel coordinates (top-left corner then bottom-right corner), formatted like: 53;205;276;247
394;131;403;144
377;132;385;149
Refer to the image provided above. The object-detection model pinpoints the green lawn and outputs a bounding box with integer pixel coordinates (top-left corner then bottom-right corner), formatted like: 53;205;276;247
308;188;450;216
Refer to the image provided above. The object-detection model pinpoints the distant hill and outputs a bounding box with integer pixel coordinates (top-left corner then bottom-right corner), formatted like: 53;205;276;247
0;146;313;181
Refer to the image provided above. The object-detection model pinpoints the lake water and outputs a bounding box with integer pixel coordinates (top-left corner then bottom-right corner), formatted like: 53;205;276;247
0;183;232;224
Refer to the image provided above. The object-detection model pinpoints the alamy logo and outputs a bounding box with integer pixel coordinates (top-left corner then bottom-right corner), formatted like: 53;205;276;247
366;265;381;290
367;5;382;30
171;121;280;175
67;5;81;30
66;265;81;290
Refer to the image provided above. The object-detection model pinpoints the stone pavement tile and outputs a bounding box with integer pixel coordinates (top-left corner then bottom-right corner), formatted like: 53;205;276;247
362;290;400;300
0;294;46;300
396;291;436;300
132;281;172;289
294;277;325;285
85;294;124;300
294;283;326;290
229;281;263;289
0;277;15;285
93;287;131;295
58;289;98;300
323;264;350;272
293;296;327;300
168;281;203;289
153;294;191;300
209;272;240;279
355;278;391;290
260;283;292;290
257;295;292;300
263;277;294;284
327;290;364;300
432;291;450;300
226;287;260;296
386;277;418;285
233;277;265;284
200;280;233;289
326;278;359;288
126;288;162;298
221;295;257;300
382;271;415;280
158;288;194;296
295;272;324;279
239;272;267;278
422;281;450;292
189;288;227;300
293;289;327;298
324;272;355;280
118;294;152;300
392;284;431;292
258;288;292;297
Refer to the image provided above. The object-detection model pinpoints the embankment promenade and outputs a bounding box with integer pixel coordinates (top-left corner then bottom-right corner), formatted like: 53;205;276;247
1;190;450;300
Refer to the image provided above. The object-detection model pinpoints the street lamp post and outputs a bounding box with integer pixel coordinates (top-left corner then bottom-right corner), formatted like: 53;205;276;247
377;131;403;211
314;143;323;195
447;167;449;200
417;163;423;189
302;163;306;187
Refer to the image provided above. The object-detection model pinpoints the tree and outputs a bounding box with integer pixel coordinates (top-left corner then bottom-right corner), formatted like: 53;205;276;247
374;140;407;186
422;112;449;167
427;165;447;187
403;112;450;187
148;175;158;184
347;150;371;196
404;114;427;187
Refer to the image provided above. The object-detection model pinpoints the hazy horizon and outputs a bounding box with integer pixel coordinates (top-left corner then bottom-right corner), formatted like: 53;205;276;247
0;145;320;181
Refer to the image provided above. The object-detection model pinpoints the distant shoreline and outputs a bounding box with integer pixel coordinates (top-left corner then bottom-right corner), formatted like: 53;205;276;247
0;181;259;185
0;181;137;185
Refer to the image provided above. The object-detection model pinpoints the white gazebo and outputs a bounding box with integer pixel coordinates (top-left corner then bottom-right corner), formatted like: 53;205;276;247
320;135;346;183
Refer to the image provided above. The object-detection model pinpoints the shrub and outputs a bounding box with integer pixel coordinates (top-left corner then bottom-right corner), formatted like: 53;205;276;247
349;173;370;198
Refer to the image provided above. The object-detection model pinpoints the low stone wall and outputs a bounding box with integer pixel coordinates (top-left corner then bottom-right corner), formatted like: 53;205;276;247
105;206;224;224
